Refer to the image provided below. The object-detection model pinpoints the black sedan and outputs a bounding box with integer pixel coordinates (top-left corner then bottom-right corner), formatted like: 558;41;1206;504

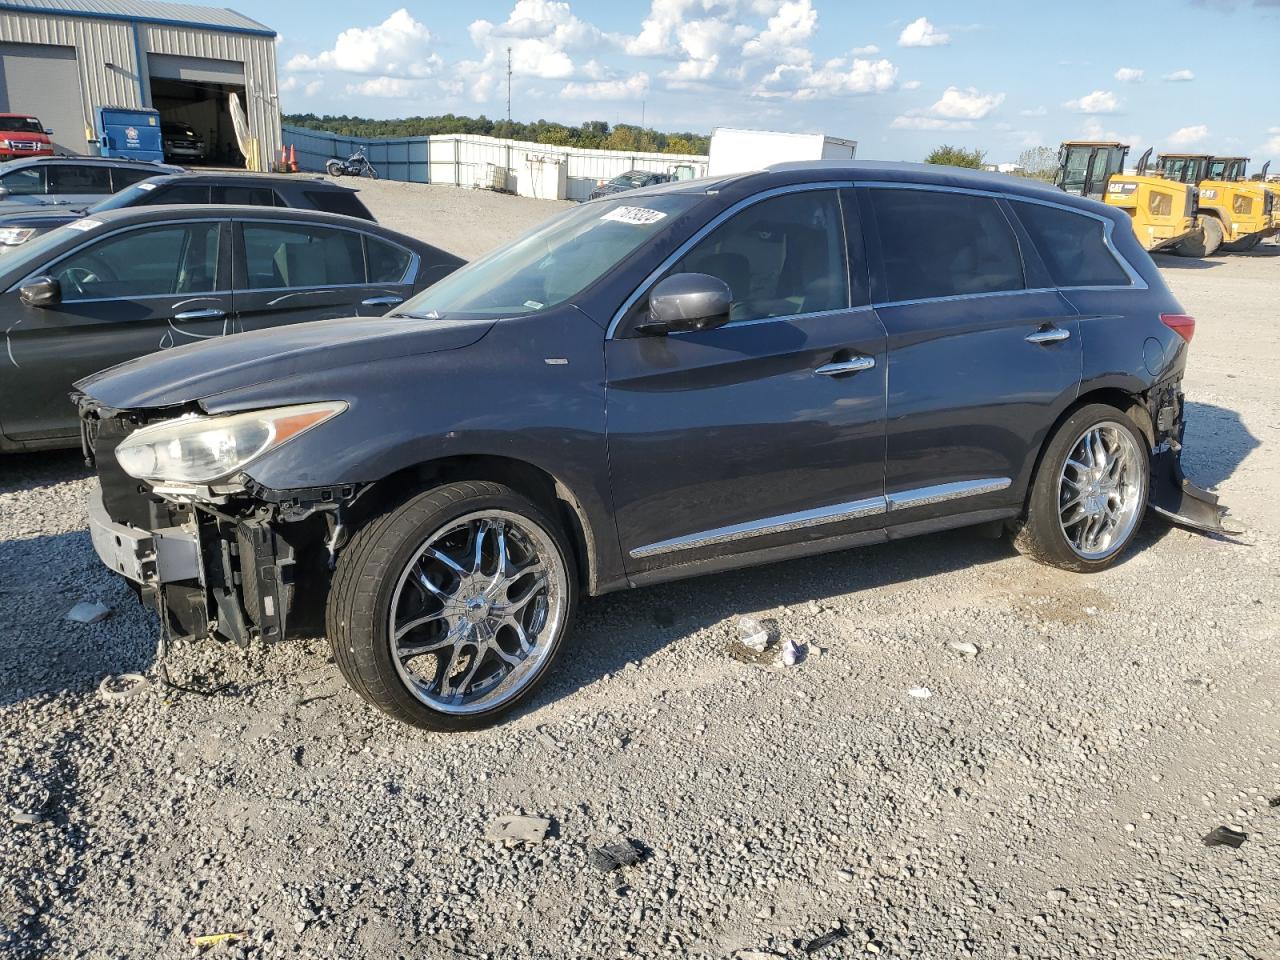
0;206;462;451
588;169;671;199
0;173;375;250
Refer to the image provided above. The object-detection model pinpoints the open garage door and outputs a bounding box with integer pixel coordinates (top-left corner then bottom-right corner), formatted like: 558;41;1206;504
0;42;86;154
148;54;246;167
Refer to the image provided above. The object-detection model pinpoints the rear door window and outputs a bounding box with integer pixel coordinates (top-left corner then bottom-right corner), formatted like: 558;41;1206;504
241;222;366;289
216;185;279;206
52;222;221;300
868;189;1024;302
666;189;849;324
0;166;45;195
48;165;113;195
302;189;375;220
1011;201;1131;288
110;167;159;191
145;183;212;205
365;236;412;283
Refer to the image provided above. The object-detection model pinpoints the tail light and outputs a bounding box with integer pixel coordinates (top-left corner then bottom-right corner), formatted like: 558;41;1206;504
1161;313;1195;343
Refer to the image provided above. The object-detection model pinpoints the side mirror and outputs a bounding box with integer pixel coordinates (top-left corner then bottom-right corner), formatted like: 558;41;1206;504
20;276;61;307
44;128;53;136
0;186;9;199
639;272;732;335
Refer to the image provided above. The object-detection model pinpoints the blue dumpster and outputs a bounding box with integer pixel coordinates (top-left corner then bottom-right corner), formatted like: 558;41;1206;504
96;107;163;162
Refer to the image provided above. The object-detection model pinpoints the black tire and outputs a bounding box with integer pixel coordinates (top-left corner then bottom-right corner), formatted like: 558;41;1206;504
1175;216;1222;258
325;160;344;178
1013;404;1150;573
326;481;577;731
361;166;378;179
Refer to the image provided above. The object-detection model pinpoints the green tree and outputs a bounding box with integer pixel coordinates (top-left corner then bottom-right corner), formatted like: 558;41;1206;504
1014;145;1060;182
665;135;696;155
924;145;987;169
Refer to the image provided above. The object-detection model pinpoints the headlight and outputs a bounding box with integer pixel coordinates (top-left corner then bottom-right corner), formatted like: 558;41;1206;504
0;227;35;245
115;401;347;483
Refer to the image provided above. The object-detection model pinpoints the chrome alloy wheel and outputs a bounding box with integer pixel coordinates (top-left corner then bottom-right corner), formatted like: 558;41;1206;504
1057;421;1146;561
388;510;567;715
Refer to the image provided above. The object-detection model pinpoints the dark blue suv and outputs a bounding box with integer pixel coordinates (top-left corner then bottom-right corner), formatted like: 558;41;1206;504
76;161;1226;730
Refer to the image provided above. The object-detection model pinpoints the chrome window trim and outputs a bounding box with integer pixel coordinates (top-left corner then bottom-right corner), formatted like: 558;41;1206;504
629;476;1012;559
666;303;876;335
605;180;856;340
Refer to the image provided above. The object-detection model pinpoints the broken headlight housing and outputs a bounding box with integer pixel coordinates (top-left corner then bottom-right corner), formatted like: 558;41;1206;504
115;402;347;483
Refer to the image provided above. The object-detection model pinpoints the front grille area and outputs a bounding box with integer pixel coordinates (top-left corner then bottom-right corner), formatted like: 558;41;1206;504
8;140;41;151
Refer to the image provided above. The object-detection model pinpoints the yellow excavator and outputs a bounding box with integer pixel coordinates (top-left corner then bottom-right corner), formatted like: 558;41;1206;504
1155;154;1274;254
1055;141;1199;253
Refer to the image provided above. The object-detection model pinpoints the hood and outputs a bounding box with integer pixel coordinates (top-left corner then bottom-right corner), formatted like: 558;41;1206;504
76;314;497;410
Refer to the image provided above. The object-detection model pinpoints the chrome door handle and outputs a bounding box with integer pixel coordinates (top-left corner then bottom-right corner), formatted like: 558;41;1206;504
815;356;876;376
1025;327;1071;345
362;295;404;307
173;308;225;321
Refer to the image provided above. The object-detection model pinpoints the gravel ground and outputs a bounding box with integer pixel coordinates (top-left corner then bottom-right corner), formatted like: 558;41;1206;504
1;184;1278;960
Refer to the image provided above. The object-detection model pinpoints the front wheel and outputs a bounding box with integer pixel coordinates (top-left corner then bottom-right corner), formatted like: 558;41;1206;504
326;481;576;730
1013;404;1150;572
361;165;378;179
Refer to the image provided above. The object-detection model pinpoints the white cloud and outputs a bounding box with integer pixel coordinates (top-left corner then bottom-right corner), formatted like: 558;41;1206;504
741;0;817;63
1260;127;1280;157
890;115;973;131
754;56;898;100
1019;105;1047;117
345;76;423;98
930;85;1004;120
852;43;880;55
901;79;921;90
1163;68;1195;81
1168;124;1209;147
898;16;949;47
561;72;650;100
305;79;323;97
1064;90;1119;114
1080;118;1144;153
1114;67;1143;83
286;9;441;78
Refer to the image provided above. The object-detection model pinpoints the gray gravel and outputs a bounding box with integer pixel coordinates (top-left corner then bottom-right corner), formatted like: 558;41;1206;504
1;184;1278;959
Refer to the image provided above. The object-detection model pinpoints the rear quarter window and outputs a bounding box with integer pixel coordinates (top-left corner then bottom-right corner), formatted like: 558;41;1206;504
868;188;1024;302
303;189;375;220
1011;200;1131;288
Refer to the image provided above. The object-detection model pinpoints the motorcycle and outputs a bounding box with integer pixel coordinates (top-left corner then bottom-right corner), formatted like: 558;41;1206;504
326;149;378;179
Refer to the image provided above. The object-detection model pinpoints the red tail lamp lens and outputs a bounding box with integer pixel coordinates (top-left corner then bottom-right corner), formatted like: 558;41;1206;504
1160;313;1195;343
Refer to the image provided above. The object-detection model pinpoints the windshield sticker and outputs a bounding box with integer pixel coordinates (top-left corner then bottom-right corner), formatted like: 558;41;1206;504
65;218;102;232
523;299;545;310
136;182;157;190
601;206;668;226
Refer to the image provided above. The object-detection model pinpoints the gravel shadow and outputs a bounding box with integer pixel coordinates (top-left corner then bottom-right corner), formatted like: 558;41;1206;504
1182;401;1259;489
1150;254;1227;270
0;449;89;496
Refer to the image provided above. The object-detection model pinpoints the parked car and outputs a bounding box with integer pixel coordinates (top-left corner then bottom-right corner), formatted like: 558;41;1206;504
0;113;54;160
0;173;376;249
588;168;671;199
161;120;206;162
75;161;1228;731
0;205;461;449
0;156;182;212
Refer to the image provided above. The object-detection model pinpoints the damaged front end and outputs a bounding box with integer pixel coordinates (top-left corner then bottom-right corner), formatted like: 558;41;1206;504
79;396;358;647
1141;380;1235;535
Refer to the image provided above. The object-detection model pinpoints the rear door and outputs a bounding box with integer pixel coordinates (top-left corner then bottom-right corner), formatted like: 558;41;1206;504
0;218;230;439
231;219;418;331
46;164;114;208
861;185;1082;520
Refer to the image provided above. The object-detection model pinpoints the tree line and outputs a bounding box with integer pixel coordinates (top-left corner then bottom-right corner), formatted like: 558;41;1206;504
924;144;1060;182
282;113;710;156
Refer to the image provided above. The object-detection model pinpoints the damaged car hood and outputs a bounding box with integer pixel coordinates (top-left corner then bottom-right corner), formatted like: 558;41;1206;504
75;314;497;410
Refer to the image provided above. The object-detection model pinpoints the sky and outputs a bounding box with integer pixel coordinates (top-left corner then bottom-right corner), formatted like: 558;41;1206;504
271;0;1280;165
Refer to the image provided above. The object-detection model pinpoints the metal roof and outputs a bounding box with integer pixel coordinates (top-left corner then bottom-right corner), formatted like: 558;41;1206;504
0;1;275;36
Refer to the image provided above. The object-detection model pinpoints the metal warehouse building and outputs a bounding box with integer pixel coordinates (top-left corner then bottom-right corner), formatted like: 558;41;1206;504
0;0;280;167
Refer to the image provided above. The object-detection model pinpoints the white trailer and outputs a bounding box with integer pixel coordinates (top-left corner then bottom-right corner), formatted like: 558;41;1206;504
707;127;858;177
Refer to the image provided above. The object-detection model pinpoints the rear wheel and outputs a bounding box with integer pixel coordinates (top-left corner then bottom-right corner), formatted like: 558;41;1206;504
325;159;344;177
1013;404;1150;572
1175;215;1222;257
326;481;576;730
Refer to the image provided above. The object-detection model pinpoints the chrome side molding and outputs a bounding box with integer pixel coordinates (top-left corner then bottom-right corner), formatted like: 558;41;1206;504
630;477;1012;558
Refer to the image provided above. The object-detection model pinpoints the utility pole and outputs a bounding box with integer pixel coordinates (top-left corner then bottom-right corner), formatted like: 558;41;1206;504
506;48;512;124
640;100;645;130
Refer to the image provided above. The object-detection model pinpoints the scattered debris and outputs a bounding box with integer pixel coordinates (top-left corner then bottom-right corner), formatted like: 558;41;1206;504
803;925;849;954
947;641;980;658
589;840;643;873
98;673;149;702
729;616;777;664
1202;826;1247;849
189;931;247;948
66;601;111;624
1268;796;1280;808
780;638;804;666
484;814;552;843
908;687;933;699
8;808;47;827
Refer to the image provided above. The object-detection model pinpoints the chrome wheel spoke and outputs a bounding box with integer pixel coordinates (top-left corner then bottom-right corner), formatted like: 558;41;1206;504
425;547;467;578
394;608;448;641
1056;421;1145;562
398;621;465;658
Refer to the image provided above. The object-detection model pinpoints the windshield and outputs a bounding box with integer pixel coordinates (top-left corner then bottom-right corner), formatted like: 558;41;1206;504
86;179;165;213
0;117;42;134
396;192;700;320
609;173;648;188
